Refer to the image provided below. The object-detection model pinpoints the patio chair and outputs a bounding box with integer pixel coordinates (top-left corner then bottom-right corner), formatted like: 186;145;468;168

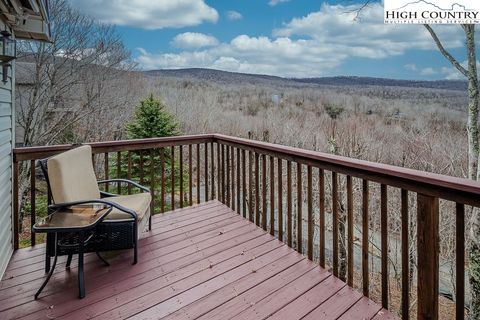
38;145;152;272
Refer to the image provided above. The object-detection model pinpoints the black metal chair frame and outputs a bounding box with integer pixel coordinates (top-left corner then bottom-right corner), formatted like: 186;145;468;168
38;157;152;276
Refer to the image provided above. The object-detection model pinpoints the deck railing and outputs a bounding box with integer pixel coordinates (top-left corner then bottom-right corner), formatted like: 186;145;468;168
12;134;480;320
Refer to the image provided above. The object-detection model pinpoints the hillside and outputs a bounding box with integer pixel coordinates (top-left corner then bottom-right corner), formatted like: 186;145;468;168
144;68;467;91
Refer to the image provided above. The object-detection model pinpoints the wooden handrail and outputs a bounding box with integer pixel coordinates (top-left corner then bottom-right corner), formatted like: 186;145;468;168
213;134;480;207
14;133;480;207
13;134;215;161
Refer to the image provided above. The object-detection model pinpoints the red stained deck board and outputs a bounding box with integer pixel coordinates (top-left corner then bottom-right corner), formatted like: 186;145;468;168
0;217;256;313
85;240;284;319
161;252;306;320
7;201;218;265
302;286;363;320
0;214;248;304
338;297;383;320
0;200;397;320
196;256;319;320
1;206;237;282
230;267;331;320
128;245;295;320
267;276;347;320
372;309;399;320
4;225;266;318
3;202;229;275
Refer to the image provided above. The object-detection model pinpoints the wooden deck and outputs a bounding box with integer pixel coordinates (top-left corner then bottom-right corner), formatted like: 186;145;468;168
0;200;396;320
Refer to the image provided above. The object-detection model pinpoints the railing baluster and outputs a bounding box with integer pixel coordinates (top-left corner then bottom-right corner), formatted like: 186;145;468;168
127;151;132;195
248;150;253;222
417;194;439;320
401;189;409;320
104;153;109;193
189;144;193;206
347;175;353;287
217;143;221;201
221;144;225;203
255;152;260;226
241;149;246;217
237;148;241;213
319;168;325;268
149;149;155;217
332;171;338;276
381;184;389;309
139;150;144;185
160;148;165;213
262;154;267;231
226;146;230;207
210;142;215;201
179;146;184;208
13;160;19;250
231;146;235;210
225;146;232;208
297;163;302;253
456;203;465;320
30;160;36;246
270;156;275;236
307;165;313;260
117;152;121;194
287;160;292;247
278;158;283;241
196;144;201;204
171;146;175;210
362;179;369;297
205;142;208;202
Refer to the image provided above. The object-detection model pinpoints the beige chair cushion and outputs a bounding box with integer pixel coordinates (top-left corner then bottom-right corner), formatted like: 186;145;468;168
104;193;152;237
104;193;151;221
47;145;100;204
104;193;152;233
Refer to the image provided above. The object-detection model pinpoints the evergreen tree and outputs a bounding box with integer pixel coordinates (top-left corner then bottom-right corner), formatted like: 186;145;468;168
126;94;179;139
112;94;186;212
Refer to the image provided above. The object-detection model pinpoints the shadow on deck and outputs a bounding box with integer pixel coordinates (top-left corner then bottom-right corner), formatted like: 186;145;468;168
0;200;396;319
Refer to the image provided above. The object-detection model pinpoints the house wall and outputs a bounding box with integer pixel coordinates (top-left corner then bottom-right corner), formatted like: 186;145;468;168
0;18;14;278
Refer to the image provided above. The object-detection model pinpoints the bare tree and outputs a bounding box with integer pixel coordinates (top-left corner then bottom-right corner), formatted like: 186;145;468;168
16;0;132;147
15;0;133;228
423;24;479;320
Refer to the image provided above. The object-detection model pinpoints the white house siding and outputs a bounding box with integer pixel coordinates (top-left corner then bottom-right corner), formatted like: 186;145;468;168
0;19;14;279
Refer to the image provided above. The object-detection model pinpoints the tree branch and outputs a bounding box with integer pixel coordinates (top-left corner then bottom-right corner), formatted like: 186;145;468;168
424;24;468;78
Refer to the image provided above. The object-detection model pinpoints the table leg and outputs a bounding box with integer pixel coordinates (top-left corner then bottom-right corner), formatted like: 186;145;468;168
78;231;85;298
66;253;73;269
35;233;58;299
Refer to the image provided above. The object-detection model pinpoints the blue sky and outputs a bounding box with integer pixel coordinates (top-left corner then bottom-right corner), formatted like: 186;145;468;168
69;0;469;80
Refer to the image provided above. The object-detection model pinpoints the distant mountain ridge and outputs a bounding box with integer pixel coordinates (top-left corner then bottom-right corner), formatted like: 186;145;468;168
144;68;467;91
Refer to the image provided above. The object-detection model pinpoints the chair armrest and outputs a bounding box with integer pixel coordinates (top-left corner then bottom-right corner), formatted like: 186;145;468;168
100;191;117;198
97;179;150;193
48;199;137;220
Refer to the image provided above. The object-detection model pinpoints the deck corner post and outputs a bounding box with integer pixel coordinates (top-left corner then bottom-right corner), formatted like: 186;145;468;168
416;193;439;320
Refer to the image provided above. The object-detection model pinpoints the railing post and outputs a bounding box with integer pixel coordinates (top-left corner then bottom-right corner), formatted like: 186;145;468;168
417;193;439;320
13;159;19;250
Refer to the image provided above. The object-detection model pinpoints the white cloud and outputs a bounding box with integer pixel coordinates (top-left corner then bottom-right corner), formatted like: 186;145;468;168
171;32;219;49
420;67;437;76
273;3;463;59
268;0;290;6
441;67;463;80
68;0;218;29
136;3;467;77
404;64;417;71
227;10;243;21
405;60;476;80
